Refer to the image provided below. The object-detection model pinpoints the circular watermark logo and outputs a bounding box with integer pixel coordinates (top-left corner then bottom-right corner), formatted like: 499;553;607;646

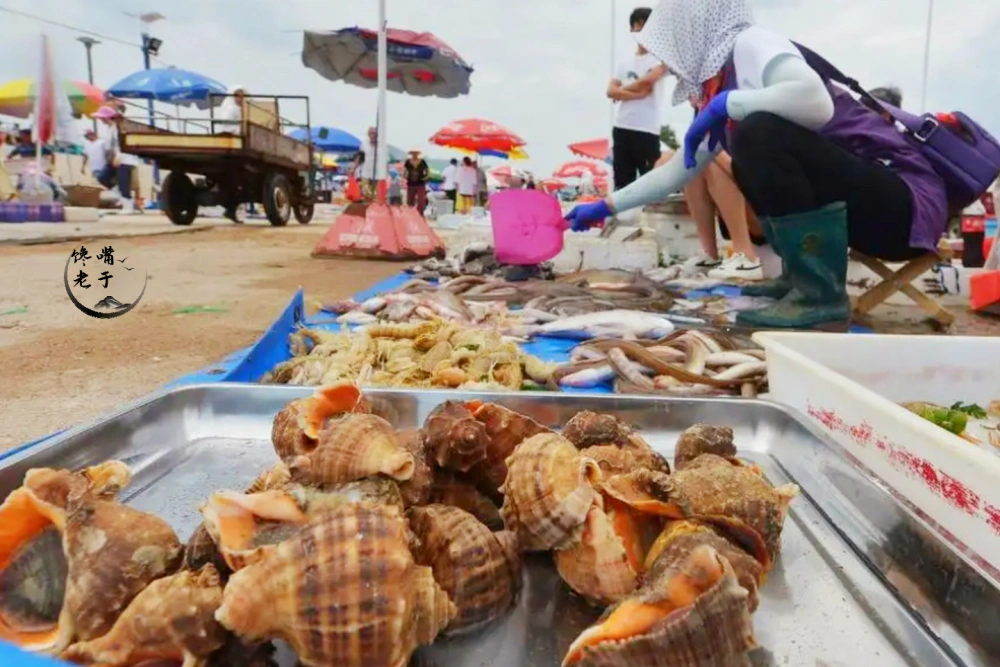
63;241;148;319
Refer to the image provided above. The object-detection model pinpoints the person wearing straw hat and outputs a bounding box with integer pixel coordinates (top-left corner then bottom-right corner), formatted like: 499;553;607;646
215;85;248;134
565;0;948;330
403;148;429;214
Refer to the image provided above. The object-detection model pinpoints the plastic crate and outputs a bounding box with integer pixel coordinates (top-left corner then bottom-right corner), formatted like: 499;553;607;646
754;331;1000;573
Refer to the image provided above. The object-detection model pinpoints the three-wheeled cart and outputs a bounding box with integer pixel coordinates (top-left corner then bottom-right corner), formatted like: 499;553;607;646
119;94;317;227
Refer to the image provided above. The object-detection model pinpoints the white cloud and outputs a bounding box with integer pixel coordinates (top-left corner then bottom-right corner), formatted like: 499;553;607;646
1;0;998;176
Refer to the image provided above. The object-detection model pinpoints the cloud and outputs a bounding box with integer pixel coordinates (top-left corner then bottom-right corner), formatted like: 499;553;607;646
1;0;998;177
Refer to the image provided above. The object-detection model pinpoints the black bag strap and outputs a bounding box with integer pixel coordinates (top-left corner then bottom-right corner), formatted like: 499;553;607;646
791;41;896;124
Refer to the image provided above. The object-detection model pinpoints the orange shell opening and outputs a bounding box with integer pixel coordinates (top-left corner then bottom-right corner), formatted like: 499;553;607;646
0;488;67;649
699;514;771;572
297;384;363;440
465;400;485;415
603;497;644;574
563;546;725;666
643;521;712;571
202;490;308;553
602;476;683;519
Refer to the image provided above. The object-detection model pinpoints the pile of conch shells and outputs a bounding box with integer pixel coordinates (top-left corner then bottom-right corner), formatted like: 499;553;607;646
0;383;799;667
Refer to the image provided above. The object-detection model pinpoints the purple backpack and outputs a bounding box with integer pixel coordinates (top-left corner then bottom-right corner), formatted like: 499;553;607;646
794;43;1000;211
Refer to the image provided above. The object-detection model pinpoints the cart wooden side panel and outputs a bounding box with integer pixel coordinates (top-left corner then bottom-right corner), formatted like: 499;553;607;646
246;124;310;171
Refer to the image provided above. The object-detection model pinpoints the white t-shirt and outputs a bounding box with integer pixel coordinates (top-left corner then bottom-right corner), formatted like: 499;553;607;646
83;138;107;173
358;141;377;180
441;164;458;191
106;123;139;167
731;26;803;93
456;165;478;196
614;52;666;135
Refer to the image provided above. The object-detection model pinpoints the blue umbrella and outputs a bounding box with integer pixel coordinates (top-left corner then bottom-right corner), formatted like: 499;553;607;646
288;126;361;153
107;67;227;109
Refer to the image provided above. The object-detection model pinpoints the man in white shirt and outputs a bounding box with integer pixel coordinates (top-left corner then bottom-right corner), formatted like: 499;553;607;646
440;158;458;204
81;129;110;187
607;7;669;191
352;126;379;201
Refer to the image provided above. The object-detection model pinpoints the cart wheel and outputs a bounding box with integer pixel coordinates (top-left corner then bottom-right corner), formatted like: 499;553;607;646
293;203;314;224
160;172;198;226
263;172;292;227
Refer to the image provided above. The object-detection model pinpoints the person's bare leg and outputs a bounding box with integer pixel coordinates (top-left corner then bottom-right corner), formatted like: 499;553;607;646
657;151;719;259
703;157;757;261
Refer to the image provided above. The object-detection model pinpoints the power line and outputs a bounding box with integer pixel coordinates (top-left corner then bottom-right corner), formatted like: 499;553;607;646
0;5;142;49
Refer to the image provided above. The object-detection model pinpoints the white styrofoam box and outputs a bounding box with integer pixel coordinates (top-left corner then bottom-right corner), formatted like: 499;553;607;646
639;211;706;261
754;331;1000;571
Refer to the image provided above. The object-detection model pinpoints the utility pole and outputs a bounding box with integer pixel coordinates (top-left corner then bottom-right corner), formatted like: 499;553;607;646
920;0;934;113
77;36;99;131
123;11;165;185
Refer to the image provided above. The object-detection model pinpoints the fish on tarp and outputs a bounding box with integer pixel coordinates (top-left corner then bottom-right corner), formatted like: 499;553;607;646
535;310;675;339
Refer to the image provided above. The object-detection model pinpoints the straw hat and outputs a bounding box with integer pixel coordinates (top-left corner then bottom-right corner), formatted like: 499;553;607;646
91;106;117;120
408;148;422;156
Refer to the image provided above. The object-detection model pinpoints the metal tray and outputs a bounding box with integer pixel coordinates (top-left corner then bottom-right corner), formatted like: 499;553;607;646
1;384;997;667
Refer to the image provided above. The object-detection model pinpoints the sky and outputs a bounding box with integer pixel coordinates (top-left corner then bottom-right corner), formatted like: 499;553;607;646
1;0;999;176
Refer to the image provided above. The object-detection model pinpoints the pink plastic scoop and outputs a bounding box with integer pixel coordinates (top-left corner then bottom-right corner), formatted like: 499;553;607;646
489;189;571;265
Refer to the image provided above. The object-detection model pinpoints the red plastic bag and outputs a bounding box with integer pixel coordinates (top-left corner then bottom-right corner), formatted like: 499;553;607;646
345;175;361;202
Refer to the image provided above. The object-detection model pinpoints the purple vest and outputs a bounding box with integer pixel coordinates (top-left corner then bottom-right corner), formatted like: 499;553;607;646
718;59;948;253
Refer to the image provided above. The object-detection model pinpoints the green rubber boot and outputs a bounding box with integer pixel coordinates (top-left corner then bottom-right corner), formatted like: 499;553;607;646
736;202;851;330
740;218;791;299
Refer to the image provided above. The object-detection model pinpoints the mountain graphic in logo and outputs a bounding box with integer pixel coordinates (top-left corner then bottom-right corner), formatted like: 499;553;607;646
93;295;130;310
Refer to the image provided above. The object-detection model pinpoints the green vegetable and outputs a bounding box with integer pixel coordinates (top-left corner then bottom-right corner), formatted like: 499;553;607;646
950;402;987;419
901;402;968;435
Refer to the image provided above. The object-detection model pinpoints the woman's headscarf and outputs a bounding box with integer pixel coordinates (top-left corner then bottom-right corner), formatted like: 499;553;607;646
637;0;755;106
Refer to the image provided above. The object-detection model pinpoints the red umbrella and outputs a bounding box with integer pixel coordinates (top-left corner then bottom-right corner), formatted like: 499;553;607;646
553;160;607;179
430;118;525;153
302;28;472;98
489;165;518;185
540;178;567;193
568;138;609;161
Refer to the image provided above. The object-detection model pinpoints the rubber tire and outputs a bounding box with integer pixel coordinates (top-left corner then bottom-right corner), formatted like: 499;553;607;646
293;203;314;224
262;172;292;227
160;172;198;226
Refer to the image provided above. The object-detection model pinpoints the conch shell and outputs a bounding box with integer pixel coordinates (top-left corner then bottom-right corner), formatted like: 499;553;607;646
562;411;650;450
467;401;551;497
562;545;756;667
554;497;643;606
287;413;415;485
645;521;764;612
408;505;521;634
201;478;404;571
422;401;489;472
429;470;503;531
674;425;737;470
669;454;798;564
184;463;294;579
216;504;456;667
500;433;602;551
271;383;370;460
581;445;671;477
61;565;226;667
0;463;182;654
396;428;435;508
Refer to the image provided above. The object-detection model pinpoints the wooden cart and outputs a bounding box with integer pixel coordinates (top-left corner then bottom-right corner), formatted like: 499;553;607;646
119;95;316;227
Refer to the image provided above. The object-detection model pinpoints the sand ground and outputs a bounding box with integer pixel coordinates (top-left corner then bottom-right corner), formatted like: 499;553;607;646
0;217;403;450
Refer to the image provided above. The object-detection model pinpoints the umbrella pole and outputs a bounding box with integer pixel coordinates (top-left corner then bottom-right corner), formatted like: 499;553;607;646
375;0;388;204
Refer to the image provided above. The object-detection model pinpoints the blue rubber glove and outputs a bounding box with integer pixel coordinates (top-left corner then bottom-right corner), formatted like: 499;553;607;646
683;91;730;169
564;199;612;232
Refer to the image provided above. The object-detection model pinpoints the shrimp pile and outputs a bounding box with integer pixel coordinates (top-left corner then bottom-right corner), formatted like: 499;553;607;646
261;320;556;391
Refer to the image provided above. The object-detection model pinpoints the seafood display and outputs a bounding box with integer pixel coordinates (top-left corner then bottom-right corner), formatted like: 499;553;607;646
0;383;803;666
261;319;557;390
553;330;768;397
405;242;556;281
323;270;678;333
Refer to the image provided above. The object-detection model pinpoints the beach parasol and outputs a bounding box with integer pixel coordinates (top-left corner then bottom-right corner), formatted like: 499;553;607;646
569;138;610;162
302;28;473;99
0;78;103;119
430;118;525;153
540;178;567;194
106;67;226;108
489;165;520;186
288;126;361;153
554;160;607;179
